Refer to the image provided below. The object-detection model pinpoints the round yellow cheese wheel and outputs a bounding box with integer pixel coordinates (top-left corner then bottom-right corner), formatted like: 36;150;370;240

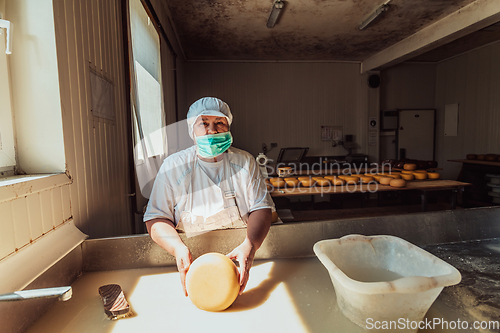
390;179;407;188
401;173;415;181
300;179;316;187
343;176;359;184
331;178;345;186
413;172;427;180
324;175;338;181
316;179;331;186
298;176;311;181
186;253;240;312
379;176;392;185
403;163;417;170
427;172;440;180
360;176;374;183
270;180;286;188
285;179;300;187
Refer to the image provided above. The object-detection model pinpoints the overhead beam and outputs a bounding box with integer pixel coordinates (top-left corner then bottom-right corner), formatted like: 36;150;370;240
361;0;500;73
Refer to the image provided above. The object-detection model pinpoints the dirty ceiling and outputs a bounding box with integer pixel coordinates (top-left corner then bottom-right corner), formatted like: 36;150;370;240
161;0;491;62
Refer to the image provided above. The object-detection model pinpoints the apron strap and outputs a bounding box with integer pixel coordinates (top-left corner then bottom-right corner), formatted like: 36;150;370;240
220;153;238;209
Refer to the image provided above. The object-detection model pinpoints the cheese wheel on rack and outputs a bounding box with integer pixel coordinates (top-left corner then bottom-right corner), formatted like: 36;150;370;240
401;170;414;174
343;176;359;184
466;154;477;160
298;177;311;181
413;172;427;180
270;180;286;188
390;179;407;188
379;176;392;185
401;173;415;181
324;175;338;181
315;178;331;186
403;163;417;170
427;172;440;180
285;178;300;187
186;253;240;312
331;178;345;186
300;179;316;187
485;154;498;161
360;176;374;183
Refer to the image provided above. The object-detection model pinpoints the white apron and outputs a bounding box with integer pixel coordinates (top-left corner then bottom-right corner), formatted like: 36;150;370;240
177;154;247;237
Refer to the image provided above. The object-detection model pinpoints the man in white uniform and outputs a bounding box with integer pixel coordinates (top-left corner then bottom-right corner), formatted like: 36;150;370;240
144;97;275;296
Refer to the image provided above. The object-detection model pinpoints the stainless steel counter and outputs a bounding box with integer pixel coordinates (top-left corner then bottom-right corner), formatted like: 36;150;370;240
3;207;500;333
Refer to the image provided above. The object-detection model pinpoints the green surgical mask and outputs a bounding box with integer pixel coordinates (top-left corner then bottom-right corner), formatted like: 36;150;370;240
195;132;233;158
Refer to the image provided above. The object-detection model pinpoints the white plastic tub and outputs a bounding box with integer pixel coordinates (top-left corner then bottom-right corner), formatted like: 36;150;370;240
313;235;461;332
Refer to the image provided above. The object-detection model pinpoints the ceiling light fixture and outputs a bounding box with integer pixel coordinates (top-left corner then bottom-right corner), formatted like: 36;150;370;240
358;0;391;31
267;0;284;29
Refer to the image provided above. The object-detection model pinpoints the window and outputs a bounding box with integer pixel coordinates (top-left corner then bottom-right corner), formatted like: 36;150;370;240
0;0;65;180
0;2;16;176
128;0;166;198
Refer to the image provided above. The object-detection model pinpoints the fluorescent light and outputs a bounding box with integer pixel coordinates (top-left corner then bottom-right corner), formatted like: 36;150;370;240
267;0;284;29
359;0;391;31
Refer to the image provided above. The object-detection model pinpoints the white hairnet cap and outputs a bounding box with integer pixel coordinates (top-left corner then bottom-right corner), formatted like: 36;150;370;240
187;97;233;139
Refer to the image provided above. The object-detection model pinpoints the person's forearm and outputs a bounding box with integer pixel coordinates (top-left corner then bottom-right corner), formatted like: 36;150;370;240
245;208;272;250
145;218;187;257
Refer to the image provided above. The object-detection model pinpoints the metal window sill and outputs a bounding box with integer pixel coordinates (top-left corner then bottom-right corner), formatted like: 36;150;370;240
0;173;72;204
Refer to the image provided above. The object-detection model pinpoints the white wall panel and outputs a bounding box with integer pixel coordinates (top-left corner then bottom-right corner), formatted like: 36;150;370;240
51;187;64;228
0;182;74;260
40;191;54;234
53;0;132;238
381;63;436;111
0;201;15;258
435;42;500;180
185;62;375;162
10;199;30;249
26;194;43;241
